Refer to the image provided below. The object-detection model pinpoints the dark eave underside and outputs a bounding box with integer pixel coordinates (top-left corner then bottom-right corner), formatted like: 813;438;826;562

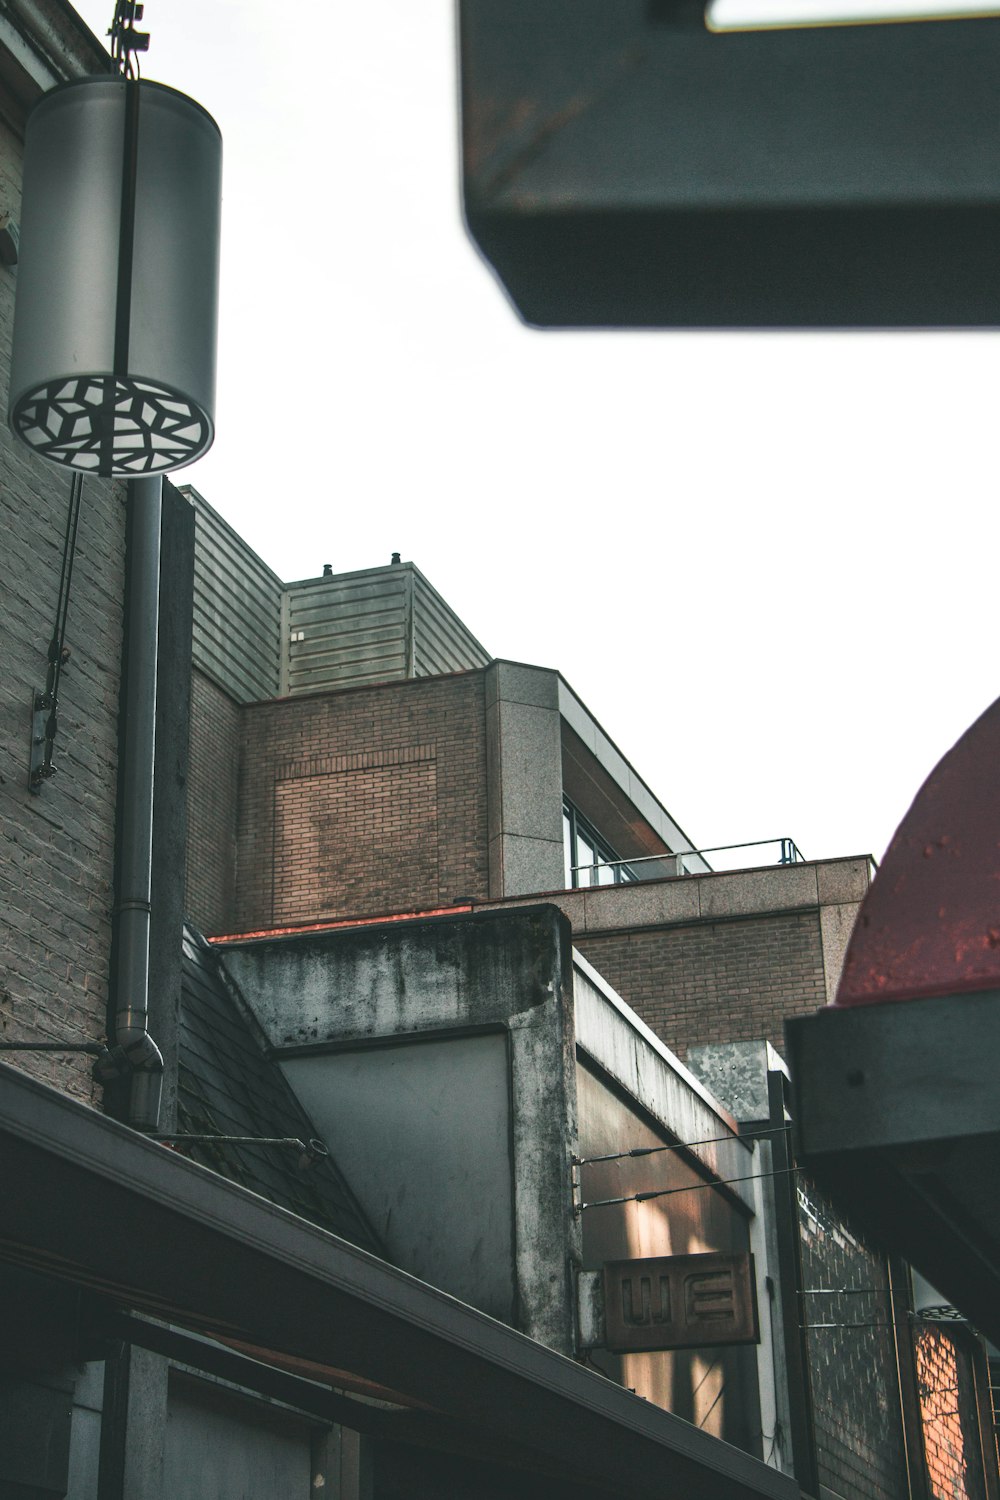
0;1062;795;1500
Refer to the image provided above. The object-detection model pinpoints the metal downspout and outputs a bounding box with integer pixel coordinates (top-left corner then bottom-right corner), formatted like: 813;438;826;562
113;475;164;1130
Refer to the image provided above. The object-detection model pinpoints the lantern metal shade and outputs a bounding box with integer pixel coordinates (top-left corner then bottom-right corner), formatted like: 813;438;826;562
9;78;222;476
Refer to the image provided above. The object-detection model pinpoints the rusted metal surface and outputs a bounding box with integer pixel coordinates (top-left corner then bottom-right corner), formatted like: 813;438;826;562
836;695;1000;1007
603;1251;759;1352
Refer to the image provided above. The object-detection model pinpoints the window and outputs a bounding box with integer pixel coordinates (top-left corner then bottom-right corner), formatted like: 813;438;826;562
562;799;638;888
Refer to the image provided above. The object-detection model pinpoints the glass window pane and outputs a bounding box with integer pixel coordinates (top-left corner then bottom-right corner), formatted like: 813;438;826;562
576;832;596;885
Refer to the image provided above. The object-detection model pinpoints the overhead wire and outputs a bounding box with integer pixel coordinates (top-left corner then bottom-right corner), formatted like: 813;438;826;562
574;1121;791;1168
577;1163;801;1211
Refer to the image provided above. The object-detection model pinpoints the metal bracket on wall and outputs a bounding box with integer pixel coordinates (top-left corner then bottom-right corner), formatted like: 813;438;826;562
150;1135;331;1172
28;689;53;793
0;208;19;265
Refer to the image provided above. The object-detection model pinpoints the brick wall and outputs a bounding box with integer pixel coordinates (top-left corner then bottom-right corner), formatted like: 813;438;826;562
233;672;489;929
185;668;241;934
797;1179;910;1500
916;1326;989;1500
576;911;826;1059
0;111;124;1103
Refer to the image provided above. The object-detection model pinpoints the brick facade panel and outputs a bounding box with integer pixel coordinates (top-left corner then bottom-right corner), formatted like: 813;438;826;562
577;912;826;1059
916;1327;989;1500
797;1179;909;1500
231;672;489;930
274;759;439;922
0;112;124;1103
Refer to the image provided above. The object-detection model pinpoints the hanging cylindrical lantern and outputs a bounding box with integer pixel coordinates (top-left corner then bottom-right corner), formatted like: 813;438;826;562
8;77;221;476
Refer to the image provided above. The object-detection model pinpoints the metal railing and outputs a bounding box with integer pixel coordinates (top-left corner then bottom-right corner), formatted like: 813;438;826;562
571;837;805;887
682;836;805;873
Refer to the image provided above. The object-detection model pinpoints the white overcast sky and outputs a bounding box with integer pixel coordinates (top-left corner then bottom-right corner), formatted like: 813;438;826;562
72;0;1000;869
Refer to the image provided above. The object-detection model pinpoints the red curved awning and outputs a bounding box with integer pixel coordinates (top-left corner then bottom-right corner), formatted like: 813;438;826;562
836;695;1000;1007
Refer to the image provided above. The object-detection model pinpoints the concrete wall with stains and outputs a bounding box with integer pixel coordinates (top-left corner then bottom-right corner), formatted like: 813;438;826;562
215;900;773;1416
216;904;581;1355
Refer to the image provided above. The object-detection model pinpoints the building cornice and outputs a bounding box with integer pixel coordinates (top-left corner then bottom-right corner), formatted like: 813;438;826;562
0;0;107;134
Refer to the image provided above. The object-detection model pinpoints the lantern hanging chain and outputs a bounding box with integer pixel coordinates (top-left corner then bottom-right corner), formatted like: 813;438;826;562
109;0;149;79
39;472;83;779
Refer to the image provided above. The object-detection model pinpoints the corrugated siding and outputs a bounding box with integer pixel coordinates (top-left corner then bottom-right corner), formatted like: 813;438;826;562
185;530;491;701
284;567;411;694
186;489;282;703
412;569;491;676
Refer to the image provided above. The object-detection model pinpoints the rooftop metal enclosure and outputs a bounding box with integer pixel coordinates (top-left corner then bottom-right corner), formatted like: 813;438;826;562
184;490;491;703
282;563;491;696
185;487;283;703
459;1;1000;327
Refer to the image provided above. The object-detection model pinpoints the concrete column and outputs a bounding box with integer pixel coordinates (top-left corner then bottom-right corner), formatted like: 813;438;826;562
98;1344;167;1500
816;859;870;1005
485;662;565;898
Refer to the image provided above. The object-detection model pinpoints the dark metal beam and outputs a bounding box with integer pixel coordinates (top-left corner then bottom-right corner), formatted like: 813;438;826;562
460;1;1000;327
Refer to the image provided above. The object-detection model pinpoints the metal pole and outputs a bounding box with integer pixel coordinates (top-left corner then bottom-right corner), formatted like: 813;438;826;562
112;474;164;1130
767;1065;820;1495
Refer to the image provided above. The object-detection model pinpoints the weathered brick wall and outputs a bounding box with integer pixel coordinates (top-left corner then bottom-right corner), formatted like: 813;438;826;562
233;672;489;929
576;912;826;1059
916;1325;989;1500
797;1179;910;1500
0;112;124;1103
185;668;241;934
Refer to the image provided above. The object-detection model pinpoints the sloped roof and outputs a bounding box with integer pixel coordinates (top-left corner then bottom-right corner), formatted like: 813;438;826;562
179;924;382;1253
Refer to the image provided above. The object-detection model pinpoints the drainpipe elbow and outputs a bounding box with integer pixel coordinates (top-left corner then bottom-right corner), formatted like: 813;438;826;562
115;1011;164;1131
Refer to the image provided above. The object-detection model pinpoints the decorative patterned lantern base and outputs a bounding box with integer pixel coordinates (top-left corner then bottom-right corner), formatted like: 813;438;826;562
12;375;210;474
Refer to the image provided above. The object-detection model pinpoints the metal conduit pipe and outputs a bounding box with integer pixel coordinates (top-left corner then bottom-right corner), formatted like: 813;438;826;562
111;475;164;1130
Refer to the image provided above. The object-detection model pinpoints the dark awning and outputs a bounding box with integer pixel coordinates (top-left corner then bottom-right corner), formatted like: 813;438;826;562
787;696;1000;1342
0;1063;795;1500
787;987;1000;1344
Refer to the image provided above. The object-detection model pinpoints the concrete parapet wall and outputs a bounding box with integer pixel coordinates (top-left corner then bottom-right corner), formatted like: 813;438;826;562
481;858;870;1060
217;905;580;1354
